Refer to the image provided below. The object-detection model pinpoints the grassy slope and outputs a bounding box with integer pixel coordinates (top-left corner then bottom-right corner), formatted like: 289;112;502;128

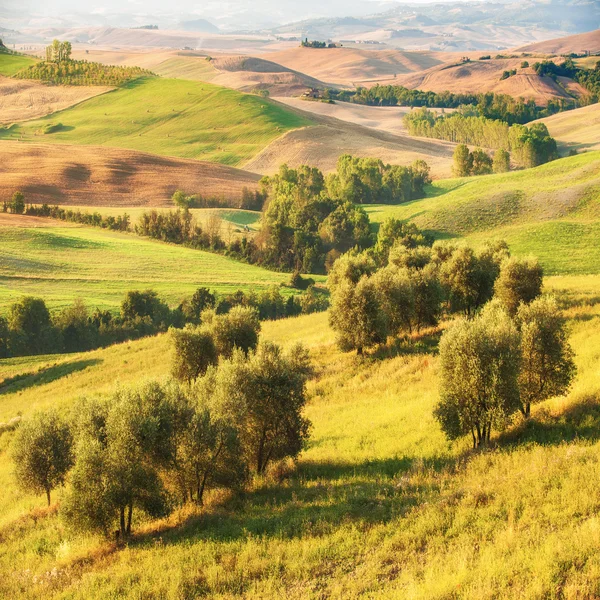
0;225;317;312
1;276;600;597
365;151;600;275
0;77;311;166
0;52;37;76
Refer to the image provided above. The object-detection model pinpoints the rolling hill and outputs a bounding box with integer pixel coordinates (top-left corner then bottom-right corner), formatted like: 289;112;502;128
263;47;443;87
0;77;312;166
245;99;455;176
365;151;600;275
0;77;113;124
0;141;260;206
0;52;37;76
2;275;600;597
516;28;600;55
538;103;600;154
0;221;304;312
398;57;587;105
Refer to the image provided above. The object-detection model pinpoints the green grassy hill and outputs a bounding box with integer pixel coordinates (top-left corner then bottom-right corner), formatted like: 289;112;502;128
0;224;318;312
0;77;311;166
365;151;600;275
1;274;600;598
0;52;37;76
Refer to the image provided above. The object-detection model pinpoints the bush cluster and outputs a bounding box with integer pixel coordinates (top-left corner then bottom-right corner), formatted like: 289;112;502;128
12;341;312;537
328;220;545;354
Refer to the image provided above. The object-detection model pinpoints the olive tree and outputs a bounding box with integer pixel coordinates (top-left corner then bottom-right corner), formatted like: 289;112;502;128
329;275;387;354
516;296;576;417
170;326;218;383
63;382;184;538
173;403;247;504
201;306;260;358
494;256;543;316
12;411;73;505
199;342;312;474
434;303;521;447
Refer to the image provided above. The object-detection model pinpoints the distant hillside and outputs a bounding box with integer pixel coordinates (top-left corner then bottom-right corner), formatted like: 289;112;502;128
365;151;600;275
0;77;312;166
178;19;219;33
0;142;260;206
398;57;587;105
517;29;600;55
538;103;600;153
264;47;442;87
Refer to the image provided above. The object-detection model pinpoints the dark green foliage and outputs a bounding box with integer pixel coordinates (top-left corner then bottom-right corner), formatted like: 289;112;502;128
330;86;574;124
12;411;73;505
180;287;216;324
201;306;261;359
493;149;511;173
63;383;183;537
329;274;388;354
8;297;56;355
25;204;130;231
9;191;25;214
452;144;473;177
121;290;170;325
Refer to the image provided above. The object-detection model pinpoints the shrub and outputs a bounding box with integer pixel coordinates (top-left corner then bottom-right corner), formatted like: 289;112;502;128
12;411;73;505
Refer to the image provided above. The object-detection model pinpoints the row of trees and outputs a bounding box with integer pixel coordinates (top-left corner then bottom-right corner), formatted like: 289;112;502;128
330;87;575;124
404;109;558;168
23;203;130;231
12;340;311;537
172;187;266;211
44;39;72;63
328;220;544;354
0;285;328;358
15;57;153;86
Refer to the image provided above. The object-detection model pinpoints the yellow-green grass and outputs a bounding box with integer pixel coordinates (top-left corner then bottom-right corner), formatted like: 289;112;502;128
1;276;600;597
0;77;312;166
0;52;37;76
0;225;322;313
365;151;600;275
153;56;218;81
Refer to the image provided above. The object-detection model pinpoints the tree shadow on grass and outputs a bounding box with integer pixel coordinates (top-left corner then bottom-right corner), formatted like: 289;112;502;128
131;453;454;555
497;394;600;447
0;358;102;396
371;328;442;361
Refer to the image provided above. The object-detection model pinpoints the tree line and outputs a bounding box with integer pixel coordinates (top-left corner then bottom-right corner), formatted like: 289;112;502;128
327;87;575;125
328;221;575;446
11;335;312;539
404;109;558;168
14;41;153;86
257;157;431;273
0;283;328;359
